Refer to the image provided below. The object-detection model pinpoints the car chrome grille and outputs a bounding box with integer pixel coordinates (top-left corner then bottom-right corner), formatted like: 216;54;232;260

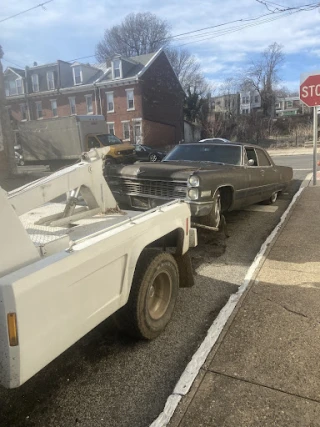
120;179;187;198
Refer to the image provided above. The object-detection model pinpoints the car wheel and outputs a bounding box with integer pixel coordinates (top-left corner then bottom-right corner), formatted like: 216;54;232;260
263;191;278;205
149;153;158;162
200;190;221;229
105;157;116;165
113;250;179;340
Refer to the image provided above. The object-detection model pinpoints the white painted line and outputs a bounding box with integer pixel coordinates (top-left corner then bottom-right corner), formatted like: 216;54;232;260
150;186;305;427
244;205;278;213
293;168;312;171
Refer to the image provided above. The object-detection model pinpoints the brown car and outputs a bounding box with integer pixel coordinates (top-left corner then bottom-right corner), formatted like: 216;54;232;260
105;141;293;228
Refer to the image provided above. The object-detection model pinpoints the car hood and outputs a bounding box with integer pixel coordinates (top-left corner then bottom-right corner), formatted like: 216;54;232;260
108;161;227;181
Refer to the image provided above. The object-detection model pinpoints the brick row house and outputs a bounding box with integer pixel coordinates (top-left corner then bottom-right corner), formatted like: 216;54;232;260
4;49;184;148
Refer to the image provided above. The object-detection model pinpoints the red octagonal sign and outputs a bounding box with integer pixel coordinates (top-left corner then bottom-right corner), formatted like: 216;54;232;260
300;74;320;107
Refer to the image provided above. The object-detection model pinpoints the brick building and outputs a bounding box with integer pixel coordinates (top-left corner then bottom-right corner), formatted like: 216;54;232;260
4;49;184;148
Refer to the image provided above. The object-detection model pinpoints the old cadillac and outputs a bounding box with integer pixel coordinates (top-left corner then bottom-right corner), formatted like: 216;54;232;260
105;141;293;229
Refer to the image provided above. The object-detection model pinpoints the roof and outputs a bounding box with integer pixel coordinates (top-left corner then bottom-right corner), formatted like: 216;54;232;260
4;67;25;78
93;51;160;84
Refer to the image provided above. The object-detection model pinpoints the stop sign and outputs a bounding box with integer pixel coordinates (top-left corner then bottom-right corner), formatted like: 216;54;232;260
300;74;320;107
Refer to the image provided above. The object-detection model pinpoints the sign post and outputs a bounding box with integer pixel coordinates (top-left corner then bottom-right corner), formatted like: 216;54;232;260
300;71;320;185
313;106;318;186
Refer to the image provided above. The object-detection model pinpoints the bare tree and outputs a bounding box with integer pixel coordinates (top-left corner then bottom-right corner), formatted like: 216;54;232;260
241;42;284;117
166;47;205;92
95;12;171;61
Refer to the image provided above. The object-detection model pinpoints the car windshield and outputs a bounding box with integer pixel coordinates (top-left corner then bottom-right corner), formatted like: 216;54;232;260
97;134;122;146
164;144;242;165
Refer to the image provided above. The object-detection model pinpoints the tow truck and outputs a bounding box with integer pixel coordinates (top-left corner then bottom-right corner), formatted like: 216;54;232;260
0;147;197;389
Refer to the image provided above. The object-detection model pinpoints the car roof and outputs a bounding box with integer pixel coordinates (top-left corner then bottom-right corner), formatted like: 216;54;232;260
183;141;266;149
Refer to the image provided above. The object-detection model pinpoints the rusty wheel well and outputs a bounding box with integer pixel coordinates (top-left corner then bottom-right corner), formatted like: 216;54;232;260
218;186;234;212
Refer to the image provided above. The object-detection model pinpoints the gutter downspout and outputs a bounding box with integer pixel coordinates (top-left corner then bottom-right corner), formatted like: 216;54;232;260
25;66;31;121
94;84;98;115
99;86;103;116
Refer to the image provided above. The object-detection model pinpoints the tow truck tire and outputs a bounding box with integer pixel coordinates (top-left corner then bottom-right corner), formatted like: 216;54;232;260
113;250;179;340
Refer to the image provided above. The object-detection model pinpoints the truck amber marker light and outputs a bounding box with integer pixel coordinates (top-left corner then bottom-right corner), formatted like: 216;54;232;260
186;217;189;235
7;313;19;346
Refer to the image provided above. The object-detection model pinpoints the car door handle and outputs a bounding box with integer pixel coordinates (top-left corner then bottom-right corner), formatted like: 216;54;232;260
260;170;265;176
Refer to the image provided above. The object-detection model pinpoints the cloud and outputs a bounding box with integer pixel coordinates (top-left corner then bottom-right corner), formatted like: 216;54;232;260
1;0;320;91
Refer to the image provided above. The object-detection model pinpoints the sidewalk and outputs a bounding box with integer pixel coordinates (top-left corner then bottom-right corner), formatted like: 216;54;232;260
169;184;320;427
267;147;314;156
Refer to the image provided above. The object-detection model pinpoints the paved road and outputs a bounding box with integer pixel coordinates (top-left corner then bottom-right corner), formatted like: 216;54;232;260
0;155;311;427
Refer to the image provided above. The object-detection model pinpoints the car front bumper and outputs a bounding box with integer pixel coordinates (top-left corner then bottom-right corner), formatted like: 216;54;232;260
110;192;213;217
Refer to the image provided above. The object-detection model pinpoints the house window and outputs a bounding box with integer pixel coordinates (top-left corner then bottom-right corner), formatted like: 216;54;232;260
51;99;58;117
126;89;134;110
242;96;249;104
47;71;55;90
6;78;23;96
113;59;121;79
107;122;115;135
69;97;76;115
122;121;130;140
286;101;293;108
31;74;39;92
35;101;43;119
254;95;259;103
20;103;27;120
242;108;249;114
85;95;93;114
275;102;281;109
16;79;23;94
73;66;82;85
106;92;114;112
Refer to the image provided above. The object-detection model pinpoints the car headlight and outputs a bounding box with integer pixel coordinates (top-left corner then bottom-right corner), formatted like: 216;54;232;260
117;151;122;155
188;188;199;200
188;175;200;187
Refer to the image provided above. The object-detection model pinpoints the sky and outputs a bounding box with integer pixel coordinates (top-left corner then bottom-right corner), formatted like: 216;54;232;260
1;0;320;93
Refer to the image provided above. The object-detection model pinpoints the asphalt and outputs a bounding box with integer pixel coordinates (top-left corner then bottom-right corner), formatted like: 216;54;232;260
168;177;320;427
0;154;312;427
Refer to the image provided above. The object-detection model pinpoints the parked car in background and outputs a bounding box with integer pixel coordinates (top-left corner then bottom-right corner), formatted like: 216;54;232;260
133;144;166;162
105;141;293;230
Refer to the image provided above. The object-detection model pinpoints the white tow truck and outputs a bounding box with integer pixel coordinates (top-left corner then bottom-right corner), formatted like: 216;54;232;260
0;148;197;389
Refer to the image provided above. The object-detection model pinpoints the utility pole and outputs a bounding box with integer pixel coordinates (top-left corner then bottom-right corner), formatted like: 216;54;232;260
0;45;16;181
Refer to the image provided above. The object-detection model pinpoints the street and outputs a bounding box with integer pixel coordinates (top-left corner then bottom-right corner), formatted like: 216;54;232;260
0;154;313;427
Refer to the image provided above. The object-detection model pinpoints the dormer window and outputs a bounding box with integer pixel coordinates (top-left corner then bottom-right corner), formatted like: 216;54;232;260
112;59;121;79
73;66;82;85
31;74;39;92
5;78;24;96
47;71;55;90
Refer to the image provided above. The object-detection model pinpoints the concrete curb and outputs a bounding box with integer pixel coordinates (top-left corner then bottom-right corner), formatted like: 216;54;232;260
150;186;305;427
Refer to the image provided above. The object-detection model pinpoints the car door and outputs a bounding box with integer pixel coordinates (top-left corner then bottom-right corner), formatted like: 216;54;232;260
255;148;279;201
244;147;264;205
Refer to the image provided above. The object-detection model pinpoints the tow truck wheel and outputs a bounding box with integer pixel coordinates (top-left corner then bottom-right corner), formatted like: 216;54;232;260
113;250;179;340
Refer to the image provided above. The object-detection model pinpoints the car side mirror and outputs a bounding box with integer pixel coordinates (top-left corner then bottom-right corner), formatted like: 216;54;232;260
248;159;255;166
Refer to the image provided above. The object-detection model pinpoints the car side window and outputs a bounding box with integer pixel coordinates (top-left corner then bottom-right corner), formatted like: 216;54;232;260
256;149;272;166
245;147;258;166
87;137;100;149
135;145;142;151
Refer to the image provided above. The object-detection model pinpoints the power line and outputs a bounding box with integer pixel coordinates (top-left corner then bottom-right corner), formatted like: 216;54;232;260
68;1;319;63
3;57;25;68
0;0;54;24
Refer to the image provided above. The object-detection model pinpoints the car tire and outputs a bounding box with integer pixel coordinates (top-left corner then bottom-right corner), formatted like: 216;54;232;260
199;190;221;229
149;153;159;162
105;157;116;165
263;191;278;205
113;250;179;340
